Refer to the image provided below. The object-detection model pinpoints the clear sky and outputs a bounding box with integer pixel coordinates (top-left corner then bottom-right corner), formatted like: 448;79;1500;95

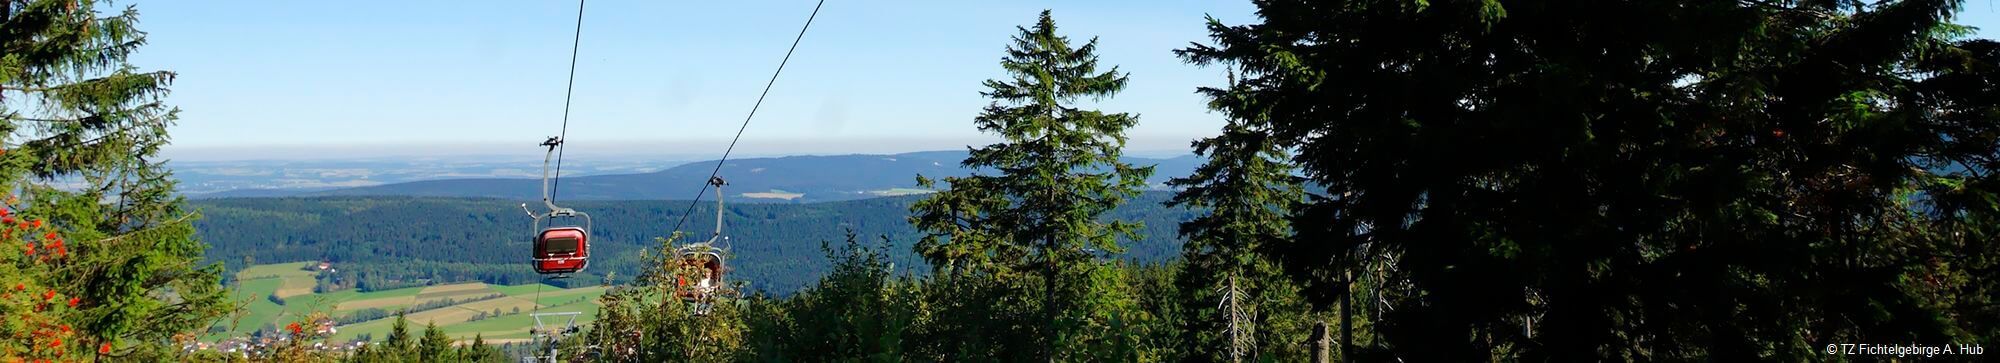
136;0;1260;160
134;1;2000;160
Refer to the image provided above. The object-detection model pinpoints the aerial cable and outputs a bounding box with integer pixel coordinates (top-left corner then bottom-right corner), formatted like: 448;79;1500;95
549;0;588;200
667;0;827;236
530;279;546;315
536;0;587;315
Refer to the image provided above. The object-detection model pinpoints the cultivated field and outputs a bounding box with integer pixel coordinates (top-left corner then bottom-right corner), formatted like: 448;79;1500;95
211;262;607;343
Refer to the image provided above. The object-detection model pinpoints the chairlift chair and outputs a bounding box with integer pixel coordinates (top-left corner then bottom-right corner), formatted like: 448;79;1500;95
674;177;734;306
674;245;727;301
526;137;593;276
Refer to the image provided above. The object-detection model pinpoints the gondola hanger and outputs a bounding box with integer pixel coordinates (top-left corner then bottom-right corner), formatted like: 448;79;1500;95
525;137;593;276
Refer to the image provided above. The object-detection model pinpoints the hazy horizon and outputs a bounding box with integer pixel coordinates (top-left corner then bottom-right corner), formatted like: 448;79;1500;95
160;134;1203;162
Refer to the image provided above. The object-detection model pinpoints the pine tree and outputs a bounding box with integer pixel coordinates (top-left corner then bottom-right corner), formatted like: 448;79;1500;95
0;0;230;360
908;9;1154;361
382;312;413;357
418;321;453;362
463;333;499;362
1181;0;2000;360
1164;69;1311;362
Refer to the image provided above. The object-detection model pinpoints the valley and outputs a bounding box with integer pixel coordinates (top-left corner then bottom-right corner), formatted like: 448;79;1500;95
191;192;1193;346
190;192;1193;296
215;262;607;344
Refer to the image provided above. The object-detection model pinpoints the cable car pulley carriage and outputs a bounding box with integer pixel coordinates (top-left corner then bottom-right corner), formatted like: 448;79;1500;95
524;136;592;277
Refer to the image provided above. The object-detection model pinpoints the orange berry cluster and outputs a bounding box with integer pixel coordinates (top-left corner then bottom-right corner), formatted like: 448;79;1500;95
2;208;66;261
2;283;84;362
0;201;89;362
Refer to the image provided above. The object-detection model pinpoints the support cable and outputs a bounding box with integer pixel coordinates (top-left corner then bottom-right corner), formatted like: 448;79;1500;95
666;0;827;236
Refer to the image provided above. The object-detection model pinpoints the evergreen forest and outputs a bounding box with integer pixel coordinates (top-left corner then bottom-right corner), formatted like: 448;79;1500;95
2;0;1996;361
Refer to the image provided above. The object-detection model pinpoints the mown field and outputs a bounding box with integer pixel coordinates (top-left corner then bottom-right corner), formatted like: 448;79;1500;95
210;262;607;342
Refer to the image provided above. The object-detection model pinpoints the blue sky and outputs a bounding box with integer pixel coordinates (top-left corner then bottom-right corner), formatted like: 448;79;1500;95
138;0;1258;160
135;1;2000;160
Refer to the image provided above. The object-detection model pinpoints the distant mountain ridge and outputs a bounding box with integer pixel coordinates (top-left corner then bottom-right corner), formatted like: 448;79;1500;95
194;150;1204;202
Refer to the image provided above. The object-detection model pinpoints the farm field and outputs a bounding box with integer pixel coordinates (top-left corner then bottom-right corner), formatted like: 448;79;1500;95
211;262;607;342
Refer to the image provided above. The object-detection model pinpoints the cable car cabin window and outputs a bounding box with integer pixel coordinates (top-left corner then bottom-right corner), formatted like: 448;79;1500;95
540;236;579;255
536;228;587;257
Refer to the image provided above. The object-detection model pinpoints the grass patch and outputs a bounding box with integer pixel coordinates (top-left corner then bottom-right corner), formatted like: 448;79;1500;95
208;262;322;339
528;286;608;306
237;262;319;299
218;278;287;337
319;285;427;304
414;283;497;301
491;283;562;297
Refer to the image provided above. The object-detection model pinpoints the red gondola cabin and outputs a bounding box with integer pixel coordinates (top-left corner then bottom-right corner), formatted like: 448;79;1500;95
533;227;589;274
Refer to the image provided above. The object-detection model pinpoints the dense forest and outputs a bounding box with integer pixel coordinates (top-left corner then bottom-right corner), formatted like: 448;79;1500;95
191;194;1195;294
6;0;1999;362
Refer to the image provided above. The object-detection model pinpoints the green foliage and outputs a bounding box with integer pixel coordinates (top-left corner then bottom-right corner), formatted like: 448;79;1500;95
3;1;1961;361
1123;263;1187;360
742;233;916;361
569;232;1216;362
900;271;1038;361
1165;68;1316;362
1181;0;2000;360
459;334;504;363
343;311;429;362
0;0;231;360
907;10;1158;360
417;322;453;362
383;312;411;356
578;234;748;362
910;9;1152;277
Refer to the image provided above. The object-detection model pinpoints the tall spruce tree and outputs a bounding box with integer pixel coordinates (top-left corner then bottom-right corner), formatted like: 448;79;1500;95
383;312;413;356
1165;69;1311;362
1182;0;2000;360
418;321;454;362
0;0;230;360
909;9;1155;361
460;333;507;363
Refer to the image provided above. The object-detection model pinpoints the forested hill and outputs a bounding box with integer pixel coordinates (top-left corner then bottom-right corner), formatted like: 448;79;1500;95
194;150;1204;203
189;192;1194;295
